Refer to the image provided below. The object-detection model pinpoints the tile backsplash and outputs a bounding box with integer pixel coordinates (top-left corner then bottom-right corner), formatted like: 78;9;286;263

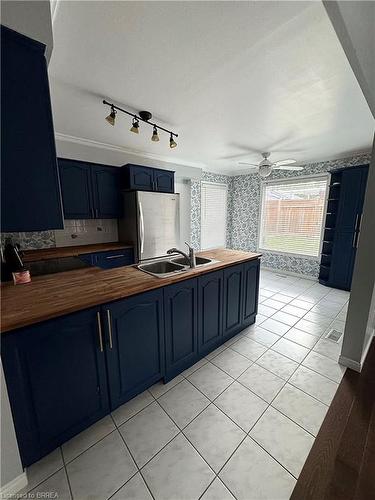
1;219;119;250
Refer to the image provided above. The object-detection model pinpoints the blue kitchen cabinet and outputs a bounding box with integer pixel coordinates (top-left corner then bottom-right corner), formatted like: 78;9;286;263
223;264;244;340
153;168;175;193
164;278;198;380
242;259;260;327
320;165;369;290
59;160;93;219
1;308;109;467
1;26;63;232
58;159;122;219
122;164;175;193
91;165;122;218
78;248;134;269
104;289;164;409
198;270;224;355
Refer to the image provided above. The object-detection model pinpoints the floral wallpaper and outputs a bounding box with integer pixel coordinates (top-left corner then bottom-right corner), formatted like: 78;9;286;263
193;152;371;277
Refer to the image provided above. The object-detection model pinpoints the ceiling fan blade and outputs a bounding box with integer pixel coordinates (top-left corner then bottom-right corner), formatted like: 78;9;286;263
273;165;304;171
274;159;297;167
238;162;259;167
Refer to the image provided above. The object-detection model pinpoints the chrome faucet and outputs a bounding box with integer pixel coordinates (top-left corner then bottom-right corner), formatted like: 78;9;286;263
167;242;196;268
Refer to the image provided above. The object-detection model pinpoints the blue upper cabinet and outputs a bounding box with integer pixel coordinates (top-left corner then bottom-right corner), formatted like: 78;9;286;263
91;166;122;218
59;160;93;219
122;164;175;193
1;307;109;466
1;26;63;232
59;159;122;219
153;168;175;193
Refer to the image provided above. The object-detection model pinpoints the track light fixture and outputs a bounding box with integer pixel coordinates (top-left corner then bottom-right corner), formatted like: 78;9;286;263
105;105;116;126
103;100;178;148
169;133;177;149
130;117;139;134
151;126;159;142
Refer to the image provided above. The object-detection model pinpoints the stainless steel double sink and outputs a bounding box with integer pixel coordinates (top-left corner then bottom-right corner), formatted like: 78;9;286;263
137;256;219;278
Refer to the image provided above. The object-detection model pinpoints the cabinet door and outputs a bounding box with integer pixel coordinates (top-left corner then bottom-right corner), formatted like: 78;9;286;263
128;165;154;191
1;308;109;466
223;264;244;340
59;159;93;219
330;232;356;290
1;26;63;232
336;168;364;232
242;260;260;327
164;278;198;380
91;166;122;218
198;270;223;355
105;290;164;409
153;169;174;193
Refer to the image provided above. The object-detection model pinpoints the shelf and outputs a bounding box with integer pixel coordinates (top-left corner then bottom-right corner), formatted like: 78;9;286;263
328;198;339;201
321;253;332;257
325;227;335;230
320;264;330;270
329;182;341;187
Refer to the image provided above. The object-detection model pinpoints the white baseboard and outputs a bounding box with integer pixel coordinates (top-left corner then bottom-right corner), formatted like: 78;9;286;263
338;355;362;372
261;266;317;281
0;472;27;497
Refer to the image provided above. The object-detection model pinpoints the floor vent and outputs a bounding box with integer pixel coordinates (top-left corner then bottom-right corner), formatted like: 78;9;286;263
325;329;343;343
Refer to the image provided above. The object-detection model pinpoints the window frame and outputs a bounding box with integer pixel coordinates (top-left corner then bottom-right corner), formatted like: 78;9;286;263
200;181;228;250
257;173;329;259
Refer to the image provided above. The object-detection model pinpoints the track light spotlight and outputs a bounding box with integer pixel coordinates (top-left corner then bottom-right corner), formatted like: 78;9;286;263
105;106;116;126
130;117;139;134
169;134;177;149
151;126;159;142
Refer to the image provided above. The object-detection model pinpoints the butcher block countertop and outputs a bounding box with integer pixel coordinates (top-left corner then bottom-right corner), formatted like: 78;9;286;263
1;249;261;333
22;242;133;262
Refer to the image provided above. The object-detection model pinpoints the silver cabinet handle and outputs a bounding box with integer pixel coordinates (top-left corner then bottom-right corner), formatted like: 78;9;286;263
354;213;359;232
95;208;99;218
106;309;113;349
106;254;125;259
352;231;357;248
97;312;104;352
139;200;145;255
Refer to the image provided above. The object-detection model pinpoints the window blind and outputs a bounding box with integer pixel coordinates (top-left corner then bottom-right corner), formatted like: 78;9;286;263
201;182;227;250
259;177;328;257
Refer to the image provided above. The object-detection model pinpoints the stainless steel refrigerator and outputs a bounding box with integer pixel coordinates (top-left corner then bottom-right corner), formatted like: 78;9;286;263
118;191;180;262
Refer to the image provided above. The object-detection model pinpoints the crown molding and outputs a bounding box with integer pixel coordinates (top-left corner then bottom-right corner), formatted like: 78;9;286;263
54;133;206;170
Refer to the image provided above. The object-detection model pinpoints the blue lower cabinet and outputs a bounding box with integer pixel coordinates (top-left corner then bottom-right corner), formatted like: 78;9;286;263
104;290;164;409
1;308;109;467
164;278;198;380
242;260;260;327
198;270;224;355
223;264;244;340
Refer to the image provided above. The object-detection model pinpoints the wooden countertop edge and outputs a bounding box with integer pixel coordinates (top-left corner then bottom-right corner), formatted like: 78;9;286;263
1;250;261;333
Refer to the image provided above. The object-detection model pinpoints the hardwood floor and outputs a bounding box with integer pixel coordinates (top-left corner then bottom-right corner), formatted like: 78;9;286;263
292;339;375;500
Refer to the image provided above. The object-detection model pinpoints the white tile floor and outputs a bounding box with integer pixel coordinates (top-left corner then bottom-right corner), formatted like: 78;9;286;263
18;269;350;500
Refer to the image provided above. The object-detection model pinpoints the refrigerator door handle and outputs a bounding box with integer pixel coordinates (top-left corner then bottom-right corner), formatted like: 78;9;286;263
139;199;145;255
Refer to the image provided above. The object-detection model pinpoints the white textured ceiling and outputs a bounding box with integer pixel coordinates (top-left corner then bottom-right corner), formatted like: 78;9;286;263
49;1;374;174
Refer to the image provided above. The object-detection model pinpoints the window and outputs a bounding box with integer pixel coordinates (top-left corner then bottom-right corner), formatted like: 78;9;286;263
259;176;328;257
201;182;227;250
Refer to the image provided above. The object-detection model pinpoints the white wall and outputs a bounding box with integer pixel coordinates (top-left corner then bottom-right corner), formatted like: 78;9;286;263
1;0;53;61
340;137;375;370
0;363;25;492
323;1;375;118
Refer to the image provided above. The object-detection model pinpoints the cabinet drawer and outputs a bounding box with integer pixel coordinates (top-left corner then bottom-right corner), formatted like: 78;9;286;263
93;248;134;269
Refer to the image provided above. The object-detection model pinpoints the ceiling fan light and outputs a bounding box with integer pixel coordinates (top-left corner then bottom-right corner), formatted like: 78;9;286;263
151;126;159;142
169;134;177;149
259;164;272;178
130;117;139;134
105;106;116;126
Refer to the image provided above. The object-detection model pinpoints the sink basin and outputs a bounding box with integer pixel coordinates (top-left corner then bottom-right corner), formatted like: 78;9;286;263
137;260;186;278
172;256;214;266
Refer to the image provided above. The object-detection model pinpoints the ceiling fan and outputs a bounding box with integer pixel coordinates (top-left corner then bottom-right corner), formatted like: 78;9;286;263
238;152;303;178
